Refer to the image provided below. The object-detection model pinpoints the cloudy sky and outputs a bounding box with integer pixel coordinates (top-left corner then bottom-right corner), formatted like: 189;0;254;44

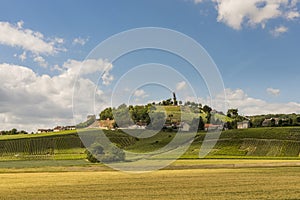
1;0;300;131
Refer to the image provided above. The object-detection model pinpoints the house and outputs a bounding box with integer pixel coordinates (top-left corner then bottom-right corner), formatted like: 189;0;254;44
53;125;76;132
37;129;53;133
237;120;250;129
262;118;280;127
204;124;223;131
179;122;190;132
53;126;63;132
65;126;76;130
99;119;115;130
128;124;146;129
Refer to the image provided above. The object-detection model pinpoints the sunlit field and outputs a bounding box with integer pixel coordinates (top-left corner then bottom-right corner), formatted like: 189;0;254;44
0;167;299;200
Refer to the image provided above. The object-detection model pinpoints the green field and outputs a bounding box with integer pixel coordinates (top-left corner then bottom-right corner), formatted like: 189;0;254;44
0;127;300;161
0;167;299;200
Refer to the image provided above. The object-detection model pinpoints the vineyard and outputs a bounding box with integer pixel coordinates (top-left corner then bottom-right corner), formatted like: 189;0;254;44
0;135;83;160
0;127;300;160
0;130;137;161
206;138;300;157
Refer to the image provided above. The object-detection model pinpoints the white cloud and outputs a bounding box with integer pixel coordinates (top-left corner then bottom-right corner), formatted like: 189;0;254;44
214;0;280;30
286;10;300;19
185;88;300;115
270;25;289;36
52;37;64;44
266;87;280;96
194;0;204;4
0;21;62;55
33;55;48;68
18;51;27;61
102;72;114;85
0;59;113;132
207;0;300;30
133;89;148;98
73;37;88;46
62;59;114;85
17;20;24;29
218;88;299;115
176;81;187;91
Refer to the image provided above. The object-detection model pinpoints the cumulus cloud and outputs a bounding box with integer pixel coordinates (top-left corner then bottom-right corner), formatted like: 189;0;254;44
73;37;88;46
215;0;281;29
186;88;300;116
0;21;63;55
18;51;27;61
62;59;114;85
270;25;288;36
52;37;64;44
286;10;300;19
176;81;187;91
194;0;300;30
0;59;113;132
33;55;48;68
133;89;148;98
266;87;281;96
217;88;299;115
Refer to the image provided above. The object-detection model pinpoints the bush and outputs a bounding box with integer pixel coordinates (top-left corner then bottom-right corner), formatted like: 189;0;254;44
86;143;125;163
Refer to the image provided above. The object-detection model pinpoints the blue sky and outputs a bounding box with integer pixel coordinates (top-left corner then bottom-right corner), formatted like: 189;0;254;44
0;0;300;131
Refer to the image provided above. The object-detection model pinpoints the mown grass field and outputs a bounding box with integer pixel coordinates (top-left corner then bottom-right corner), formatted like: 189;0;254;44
1;127;299;200
0;167;299;200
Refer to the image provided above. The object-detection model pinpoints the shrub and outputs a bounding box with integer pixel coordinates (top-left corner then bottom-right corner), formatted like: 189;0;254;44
86;143;125;163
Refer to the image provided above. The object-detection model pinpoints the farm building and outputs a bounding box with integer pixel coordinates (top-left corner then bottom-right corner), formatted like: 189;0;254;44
237;120;250;129
204;124;223;131
179;122;190;132
99;119;115;130
37;129;53;133
262;118;280;127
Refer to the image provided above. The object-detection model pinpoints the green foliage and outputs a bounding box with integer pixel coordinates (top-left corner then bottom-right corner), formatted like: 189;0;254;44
227;108;238;118
113;104;133;127
249;113;300;127
202;105;212;113
86;143;125;163
130;105;151;124
148;112;166;130
76;116;96;128
190;116;204;131
0;129;28;135
99;107;114;120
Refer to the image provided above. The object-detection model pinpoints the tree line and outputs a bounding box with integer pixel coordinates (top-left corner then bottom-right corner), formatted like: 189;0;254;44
0;128;28;135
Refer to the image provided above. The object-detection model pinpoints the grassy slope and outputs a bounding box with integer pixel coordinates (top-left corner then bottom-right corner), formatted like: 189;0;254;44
185;127;300;159
1;127;300;160
0;167;299;200
0;130;78;140
125;127;300;159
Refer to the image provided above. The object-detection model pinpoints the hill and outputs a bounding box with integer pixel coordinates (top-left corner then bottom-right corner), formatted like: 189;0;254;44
0;127;299;161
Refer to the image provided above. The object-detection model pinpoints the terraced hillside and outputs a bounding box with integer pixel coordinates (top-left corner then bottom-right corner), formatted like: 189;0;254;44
0;127;299;160
0;130;137;160
187;127;300;158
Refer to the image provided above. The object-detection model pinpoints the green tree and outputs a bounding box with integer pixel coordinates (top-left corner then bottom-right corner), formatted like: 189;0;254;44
11;128;17;135
99;107;114;120
227;109;238;118
148;112;166;130
270;118;276;127
190;116;204;132
113;105;133;127
86;143;125;163
203;105;212;114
